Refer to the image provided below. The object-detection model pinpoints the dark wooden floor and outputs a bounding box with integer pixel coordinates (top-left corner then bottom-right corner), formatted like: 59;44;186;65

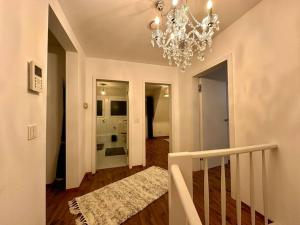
47;137;266;225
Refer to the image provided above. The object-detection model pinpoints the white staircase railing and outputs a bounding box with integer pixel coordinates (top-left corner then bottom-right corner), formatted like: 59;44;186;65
168;144;278;225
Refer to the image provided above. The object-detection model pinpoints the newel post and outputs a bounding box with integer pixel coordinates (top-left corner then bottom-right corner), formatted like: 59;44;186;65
169;153;193;225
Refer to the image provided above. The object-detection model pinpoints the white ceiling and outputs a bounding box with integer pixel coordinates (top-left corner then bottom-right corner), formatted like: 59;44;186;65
58;0;261;65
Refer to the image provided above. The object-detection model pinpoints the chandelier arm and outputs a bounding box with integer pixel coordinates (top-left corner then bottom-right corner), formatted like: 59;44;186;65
188;10;201;26
187;30;195;38
187;13;207;32
187;21;196;30
187;30;203;41
165;39;171;46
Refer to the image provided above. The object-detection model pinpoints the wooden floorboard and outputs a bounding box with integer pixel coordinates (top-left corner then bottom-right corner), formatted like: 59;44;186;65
47;137;266;225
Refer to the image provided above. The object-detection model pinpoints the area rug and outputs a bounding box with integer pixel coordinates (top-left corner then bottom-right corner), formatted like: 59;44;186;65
105;147;125;156
68;166;168;225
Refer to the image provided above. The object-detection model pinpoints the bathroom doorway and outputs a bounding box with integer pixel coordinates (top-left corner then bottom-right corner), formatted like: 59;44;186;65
95;80;129;169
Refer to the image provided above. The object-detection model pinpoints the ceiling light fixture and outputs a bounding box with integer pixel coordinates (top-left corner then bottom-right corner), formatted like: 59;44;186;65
151;0;219;71
163;87;170;97
100;83;106;95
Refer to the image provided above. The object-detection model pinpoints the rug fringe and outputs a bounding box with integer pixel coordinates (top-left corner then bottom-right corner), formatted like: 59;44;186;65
68;199;81;215
69;199;89;225
75;215;88;225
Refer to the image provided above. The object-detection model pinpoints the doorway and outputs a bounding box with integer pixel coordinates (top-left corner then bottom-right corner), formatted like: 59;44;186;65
47;6;82;190
199;61;229;168
95;80;129;169
145;83;171;169
46;30;66;189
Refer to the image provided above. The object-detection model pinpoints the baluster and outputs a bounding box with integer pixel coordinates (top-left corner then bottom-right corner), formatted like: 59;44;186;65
250;152;255;225
168;154;193;225
262;150;269;225
236;154;241;225
221;157;226;225
204;158;209;225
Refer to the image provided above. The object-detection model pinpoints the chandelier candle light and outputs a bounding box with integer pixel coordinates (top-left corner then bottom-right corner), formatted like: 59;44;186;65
151;0;219;71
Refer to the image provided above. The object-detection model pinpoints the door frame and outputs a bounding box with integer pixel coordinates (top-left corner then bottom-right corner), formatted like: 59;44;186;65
194;53;236;149
194;53;236;198
198;62;230;169
48;5;82;189
142;81;174;167
91;78;131;173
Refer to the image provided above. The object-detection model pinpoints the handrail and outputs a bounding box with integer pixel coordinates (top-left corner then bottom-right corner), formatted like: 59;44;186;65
169;143;277;159
168;143;279;225
170;164;203;225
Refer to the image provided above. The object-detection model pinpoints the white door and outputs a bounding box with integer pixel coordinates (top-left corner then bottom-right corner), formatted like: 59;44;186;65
199;73;229;168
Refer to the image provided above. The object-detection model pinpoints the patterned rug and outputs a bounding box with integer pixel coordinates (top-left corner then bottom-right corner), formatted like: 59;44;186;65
68;166;168;225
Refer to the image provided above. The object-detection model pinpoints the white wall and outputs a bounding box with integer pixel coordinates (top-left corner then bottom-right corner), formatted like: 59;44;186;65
46;47;65;184
85;58;179;170
0;0;86;224
179;0;300;224
0;1;48;224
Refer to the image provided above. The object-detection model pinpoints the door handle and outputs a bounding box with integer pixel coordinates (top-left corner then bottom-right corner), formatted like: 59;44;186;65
224;118;229;122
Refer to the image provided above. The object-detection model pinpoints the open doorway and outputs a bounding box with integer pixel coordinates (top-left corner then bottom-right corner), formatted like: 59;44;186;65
198;61;229;168
47;6;80;190
95;80;129;169
46;31;66;189
145;83;171;169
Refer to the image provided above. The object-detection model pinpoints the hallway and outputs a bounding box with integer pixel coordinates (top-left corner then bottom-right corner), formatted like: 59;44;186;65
146;137;169;169
46;139;266;225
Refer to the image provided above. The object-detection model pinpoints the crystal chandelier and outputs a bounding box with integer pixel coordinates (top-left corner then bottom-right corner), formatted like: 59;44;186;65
150;0;219;71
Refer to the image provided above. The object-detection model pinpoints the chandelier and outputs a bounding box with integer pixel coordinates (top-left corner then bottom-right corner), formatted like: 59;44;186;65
150;0;219;71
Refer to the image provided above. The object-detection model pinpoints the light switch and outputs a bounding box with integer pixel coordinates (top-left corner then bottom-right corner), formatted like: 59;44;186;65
33;125;37;138
28;126;32;140
28;124;37;140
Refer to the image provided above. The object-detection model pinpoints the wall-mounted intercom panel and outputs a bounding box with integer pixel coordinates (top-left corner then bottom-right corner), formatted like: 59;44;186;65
29;61;43;93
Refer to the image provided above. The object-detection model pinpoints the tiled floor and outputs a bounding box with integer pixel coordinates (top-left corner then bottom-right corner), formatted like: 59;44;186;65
96;142;128;169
